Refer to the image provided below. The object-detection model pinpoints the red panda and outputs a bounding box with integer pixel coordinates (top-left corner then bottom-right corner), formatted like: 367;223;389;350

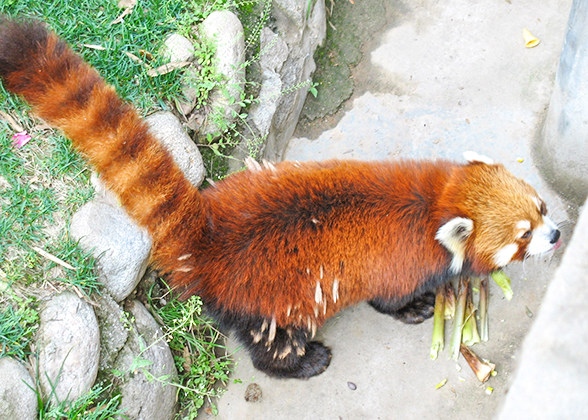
0;18;561;379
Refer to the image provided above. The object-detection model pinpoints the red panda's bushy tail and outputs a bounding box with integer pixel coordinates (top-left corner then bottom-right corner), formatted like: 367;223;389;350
0;17;207;275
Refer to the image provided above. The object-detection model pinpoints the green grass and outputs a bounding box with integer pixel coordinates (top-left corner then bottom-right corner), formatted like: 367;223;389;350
36;383;127;420
0;291;39;360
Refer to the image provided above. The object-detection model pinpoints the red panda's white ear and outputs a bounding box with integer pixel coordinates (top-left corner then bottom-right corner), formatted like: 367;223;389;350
435;217;474;273
463;151;494;165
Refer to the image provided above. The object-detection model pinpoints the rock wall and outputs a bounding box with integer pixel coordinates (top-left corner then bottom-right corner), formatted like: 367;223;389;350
232;0;326;167
535;0;588;206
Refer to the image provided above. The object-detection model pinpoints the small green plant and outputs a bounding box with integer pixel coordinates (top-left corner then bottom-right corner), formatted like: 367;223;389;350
147;285;232;419
184;35;222;111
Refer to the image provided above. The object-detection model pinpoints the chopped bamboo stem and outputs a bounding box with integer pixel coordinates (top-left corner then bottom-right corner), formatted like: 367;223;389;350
460;343;495;383
462;292;480;346
443;282;456;320
449;277;468;360
491;270;513;301
471;276;481;310
479;276;489;341
430;286;445;360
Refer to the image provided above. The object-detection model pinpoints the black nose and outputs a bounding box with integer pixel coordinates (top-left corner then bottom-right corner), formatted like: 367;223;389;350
550;229;561;244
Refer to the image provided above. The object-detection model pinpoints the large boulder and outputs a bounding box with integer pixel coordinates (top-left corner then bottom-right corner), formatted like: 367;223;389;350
36;292;100;404
0;357;37;420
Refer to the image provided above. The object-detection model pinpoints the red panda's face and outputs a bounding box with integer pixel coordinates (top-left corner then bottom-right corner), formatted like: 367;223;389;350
436;153;561;275
488;195;561;267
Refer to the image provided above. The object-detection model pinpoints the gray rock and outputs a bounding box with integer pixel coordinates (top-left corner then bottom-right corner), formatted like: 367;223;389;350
264;0;326;160
115;300;178;420
36;292;100;404
199;10;245;139
70;198;152;302
250;70;283;137
145;111;205;187
93;292;128;371
0;357;37;420
160;33;195;63
259;27;289;74
226;0;326;168
536;0;588;206
229;1;326;171
247;28;290;139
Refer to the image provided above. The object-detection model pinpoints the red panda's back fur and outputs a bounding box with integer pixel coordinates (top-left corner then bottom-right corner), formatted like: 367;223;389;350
196;159;456;326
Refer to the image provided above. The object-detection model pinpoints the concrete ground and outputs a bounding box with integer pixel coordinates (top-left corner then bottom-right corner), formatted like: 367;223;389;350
214;0;575;419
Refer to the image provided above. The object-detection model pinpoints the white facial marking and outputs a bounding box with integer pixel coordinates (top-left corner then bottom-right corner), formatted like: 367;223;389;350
516;220;532;238
516;220;531;231
463;151;494;165
436;217;474;273
494;243;519;267
528;215;559;255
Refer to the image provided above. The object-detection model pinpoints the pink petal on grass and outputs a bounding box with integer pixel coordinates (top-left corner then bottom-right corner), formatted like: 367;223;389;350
11;130;31;148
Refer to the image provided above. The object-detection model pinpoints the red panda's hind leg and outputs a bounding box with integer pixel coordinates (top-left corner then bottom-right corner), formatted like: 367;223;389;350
369;291;436;324
233;319;332;379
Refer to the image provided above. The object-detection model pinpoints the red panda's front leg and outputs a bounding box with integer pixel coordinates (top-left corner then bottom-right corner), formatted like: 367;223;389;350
369;291;437;324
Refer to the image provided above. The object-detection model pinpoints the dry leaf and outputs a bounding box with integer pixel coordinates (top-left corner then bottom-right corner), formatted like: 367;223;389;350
124;51;145;65
111;7;134;25
146;61;192;77
83;44;106;50
138;49;154;61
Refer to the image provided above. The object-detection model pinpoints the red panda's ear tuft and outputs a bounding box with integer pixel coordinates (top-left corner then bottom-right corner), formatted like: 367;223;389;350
435;217;474;273
463;151;494;165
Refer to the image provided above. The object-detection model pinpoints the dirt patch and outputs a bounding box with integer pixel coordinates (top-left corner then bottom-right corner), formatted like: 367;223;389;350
295;0;409;139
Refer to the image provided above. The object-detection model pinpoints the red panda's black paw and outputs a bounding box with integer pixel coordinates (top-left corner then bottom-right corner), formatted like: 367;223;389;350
369;291;436;324
251;341;332;379
295;341;333;378
390;291;436;325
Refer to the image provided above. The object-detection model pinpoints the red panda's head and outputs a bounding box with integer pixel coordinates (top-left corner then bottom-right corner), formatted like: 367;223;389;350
435;152;561;275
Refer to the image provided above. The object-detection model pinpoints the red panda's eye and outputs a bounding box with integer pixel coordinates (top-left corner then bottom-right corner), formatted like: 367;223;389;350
521;230;532;239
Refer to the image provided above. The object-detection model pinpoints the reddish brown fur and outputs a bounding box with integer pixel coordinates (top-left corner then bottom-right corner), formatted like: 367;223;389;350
0;19;557;377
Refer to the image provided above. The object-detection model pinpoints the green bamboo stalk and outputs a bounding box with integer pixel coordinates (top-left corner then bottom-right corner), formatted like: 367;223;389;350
449;277;468;360
471;276;481;311
462;292;480;346
491;270;513;301
430;286;446;360
479;276;489;341
443;282;456;320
